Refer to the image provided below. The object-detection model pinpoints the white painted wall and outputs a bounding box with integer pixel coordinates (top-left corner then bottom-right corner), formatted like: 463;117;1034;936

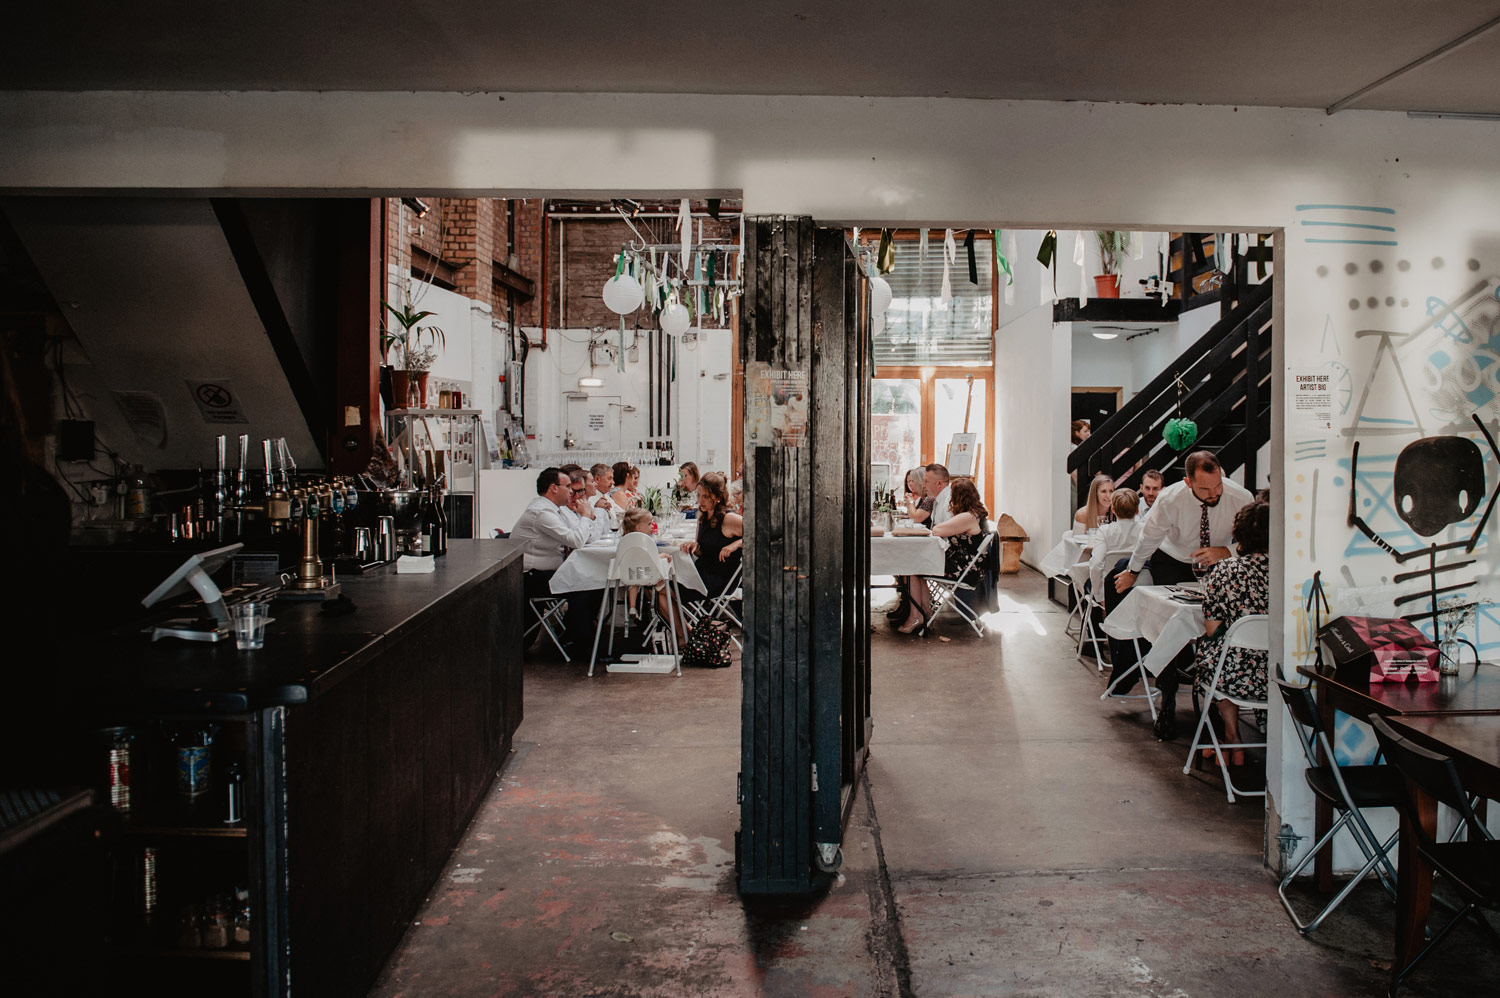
13;90;1500;864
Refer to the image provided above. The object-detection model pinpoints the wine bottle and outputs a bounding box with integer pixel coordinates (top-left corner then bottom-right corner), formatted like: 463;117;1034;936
418;489;437;556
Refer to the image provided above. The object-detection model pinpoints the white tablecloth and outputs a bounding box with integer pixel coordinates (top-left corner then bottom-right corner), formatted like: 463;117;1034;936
549;539;708;595
1038;531;1096;579
1102;585;1207;676
869;535;947;576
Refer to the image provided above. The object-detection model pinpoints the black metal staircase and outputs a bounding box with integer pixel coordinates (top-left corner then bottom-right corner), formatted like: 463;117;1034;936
1068;276;1273;505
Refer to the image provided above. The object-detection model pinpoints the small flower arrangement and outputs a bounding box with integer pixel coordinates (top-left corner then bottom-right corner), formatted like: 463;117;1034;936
403;345;437;372
641;485;664;515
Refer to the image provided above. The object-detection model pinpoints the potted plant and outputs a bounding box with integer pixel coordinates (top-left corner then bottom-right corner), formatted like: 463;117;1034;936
1094;230;1131;299
382;295;446;410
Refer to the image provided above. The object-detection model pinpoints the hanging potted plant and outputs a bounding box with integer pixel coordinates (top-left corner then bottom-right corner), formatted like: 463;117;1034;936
382;297;446;410
1094;230;1130;299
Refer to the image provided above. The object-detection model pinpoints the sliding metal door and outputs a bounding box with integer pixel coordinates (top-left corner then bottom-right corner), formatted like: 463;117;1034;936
738;216;871;894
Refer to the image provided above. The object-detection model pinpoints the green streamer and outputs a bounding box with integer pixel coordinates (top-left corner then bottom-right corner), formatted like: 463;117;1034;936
1037;230;1057;268
994;230;1013;284
877;228;896;274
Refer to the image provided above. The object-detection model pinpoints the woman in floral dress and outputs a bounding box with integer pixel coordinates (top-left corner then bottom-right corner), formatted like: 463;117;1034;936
1193;499;1271;765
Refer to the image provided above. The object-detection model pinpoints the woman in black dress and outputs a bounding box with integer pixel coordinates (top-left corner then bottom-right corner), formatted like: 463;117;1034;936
680;472;743;601
897;478;989;634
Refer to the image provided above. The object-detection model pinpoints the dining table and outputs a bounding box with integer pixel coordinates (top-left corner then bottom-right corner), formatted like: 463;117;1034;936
1296;662;1500;988
869;533;947;577
1101;584;1207;676
549;528;708;596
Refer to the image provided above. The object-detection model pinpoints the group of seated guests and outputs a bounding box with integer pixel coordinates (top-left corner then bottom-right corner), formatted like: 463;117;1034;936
886;462;995;635
1074;468;1162;532
508;459;743;658
1089;449;1270;753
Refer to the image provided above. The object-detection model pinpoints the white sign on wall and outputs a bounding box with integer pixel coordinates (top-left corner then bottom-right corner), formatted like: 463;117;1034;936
1291;366;1335;433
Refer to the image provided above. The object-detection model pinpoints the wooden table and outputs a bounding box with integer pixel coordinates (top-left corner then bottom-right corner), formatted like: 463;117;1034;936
1386;714;1500;988
1296;664;1500;988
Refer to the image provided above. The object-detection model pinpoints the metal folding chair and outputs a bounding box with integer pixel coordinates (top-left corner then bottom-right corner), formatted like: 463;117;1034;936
1183;614;1270;802
525;596;571;661
1273;678;1401;935
917;533;994;637
1076;548;1133;672
588;532;684;677
681;561;743;650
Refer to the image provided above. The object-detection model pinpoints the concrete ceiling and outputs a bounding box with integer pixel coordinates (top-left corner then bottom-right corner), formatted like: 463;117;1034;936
7;2;1500;114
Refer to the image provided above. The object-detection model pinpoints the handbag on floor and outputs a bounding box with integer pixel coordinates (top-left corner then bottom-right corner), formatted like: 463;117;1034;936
681;618;733;668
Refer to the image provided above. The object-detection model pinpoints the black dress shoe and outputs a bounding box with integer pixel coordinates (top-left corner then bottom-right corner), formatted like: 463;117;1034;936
1105;666;1138;696
1152;705;1178;741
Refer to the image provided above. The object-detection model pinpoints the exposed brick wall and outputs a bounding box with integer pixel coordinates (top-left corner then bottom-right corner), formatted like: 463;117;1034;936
512;200;544;327
550;214;738;331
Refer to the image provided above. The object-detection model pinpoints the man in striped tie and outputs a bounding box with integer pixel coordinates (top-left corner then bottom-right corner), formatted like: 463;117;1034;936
1105;451;1256;738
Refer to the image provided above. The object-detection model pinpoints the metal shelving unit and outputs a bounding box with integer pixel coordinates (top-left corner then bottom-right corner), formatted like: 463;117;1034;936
383;409;483;536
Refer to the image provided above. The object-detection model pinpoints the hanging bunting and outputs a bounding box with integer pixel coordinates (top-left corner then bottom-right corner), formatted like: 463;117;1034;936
1036;229;1057;267
877;228;896;274
940;228;956;305
918;228;929;286
1001;230;1017;306
964;230;978;285
677;198;691;276
1130;231;1145;261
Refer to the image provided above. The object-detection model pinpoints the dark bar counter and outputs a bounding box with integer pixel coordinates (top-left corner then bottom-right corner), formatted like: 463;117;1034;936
72;539;525;998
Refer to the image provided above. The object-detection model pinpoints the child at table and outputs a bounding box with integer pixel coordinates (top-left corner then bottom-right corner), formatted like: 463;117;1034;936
621;509;682;632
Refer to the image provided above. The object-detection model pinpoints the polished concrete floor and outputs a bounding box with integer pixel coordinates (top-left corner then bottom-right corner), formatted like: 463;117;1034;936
370;571;1498;997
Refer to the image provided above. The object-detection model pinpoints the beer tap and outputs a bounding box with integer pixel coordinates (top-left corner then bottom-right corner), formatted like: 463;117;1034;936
261;439;275;498
212;435;228;518
266;439;290;528
235;434;250;506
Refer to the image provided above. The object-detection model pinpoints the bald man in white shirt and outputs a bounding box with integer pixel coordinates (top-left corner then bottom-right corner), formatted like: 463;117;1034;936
511;466;606;654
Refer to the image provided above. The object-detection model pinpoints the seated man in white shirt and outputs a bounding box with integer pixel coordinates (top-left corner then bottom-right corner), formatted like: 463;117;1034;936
924;463;953;526
1138;469;1163;519
1105;451;1255;738
562;468;614;543
510;466;606;655
587;463;624;523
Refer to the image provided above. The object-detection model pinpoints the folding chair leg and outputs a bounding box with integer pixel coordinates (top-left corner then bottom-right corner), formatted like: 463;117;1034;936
1278;812;1393;936
587;581;615;677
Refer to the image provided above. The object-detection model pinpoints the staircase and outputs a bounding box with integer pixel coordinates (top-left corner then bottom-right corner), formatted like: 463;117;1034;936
1068;276;1273;505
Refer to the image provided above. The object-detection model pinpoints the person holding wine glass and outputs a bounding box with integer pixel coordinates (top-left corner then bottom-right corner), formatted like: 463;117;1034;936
1104;450;1255;739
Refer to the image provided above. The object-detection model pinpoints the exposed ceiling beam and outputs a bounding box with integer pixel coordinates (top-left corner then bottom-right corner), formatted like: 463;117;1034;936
1326;11;1500;114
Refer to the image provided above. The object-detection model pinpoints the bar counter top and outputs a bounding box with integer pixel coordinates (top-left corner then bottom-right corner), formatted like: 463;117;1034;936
73;540;522;714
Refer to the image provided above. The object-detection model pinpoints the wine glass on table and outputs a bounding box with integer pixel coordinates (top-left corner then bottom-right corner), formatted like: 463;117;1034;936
1192;555;1211;584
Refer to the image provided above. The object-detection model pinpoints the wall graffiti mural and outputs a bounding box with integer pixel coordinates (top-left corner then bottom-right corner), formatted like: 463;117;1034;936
1290;225;1500;680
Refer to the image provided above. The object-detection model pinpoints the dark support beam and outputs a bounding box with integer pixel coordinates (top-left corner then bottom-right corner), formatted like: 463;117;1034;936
330;199;380;474
212;198;329;464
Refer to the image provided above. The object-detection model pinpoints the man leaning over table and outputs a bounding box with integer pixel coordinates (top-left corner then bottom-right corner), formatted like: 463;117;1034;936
510;467;606;657
1104;451;1254;739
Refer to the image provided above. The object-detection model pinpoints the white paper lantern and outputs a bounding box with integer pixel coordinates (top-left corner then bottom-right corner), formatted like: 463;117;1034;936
659;299;691;338
869;275;893;316
602;273;644;315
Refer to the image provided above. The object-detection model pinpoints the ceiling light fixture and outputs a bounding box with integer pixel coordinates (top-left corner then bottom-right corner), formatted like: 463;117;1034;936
1091;330;1119;340
401;197;430;217
578;376;604;389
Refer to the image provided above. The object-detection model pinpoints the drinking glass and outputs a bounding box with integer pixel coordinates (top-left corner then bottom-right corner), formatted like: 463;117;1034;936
1192;557;1211;583
228;601;272;651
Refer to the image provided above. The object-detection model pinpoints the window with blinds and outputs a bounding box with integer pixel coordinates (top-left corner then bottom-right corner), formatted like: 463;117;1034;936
873;235;994;366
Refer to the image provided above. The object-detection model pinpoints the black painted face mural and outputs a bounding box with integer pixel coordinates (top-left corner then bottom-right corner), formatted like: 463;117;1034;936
1394;435;1486;536
1348;414;1500;624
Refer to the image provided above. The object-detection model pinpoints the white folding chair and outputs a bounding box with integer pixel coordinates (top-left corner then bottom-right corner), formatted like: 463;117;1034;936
1183;614;1270;802
1076;548;1133;672
681;561;744;650
588;532;684;677
526;596;571;661
917;533;994;637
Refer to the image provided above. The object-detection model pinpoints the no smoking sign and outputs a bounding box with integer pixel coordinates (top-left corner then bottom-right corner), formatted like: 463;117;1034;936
186;378;249;424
